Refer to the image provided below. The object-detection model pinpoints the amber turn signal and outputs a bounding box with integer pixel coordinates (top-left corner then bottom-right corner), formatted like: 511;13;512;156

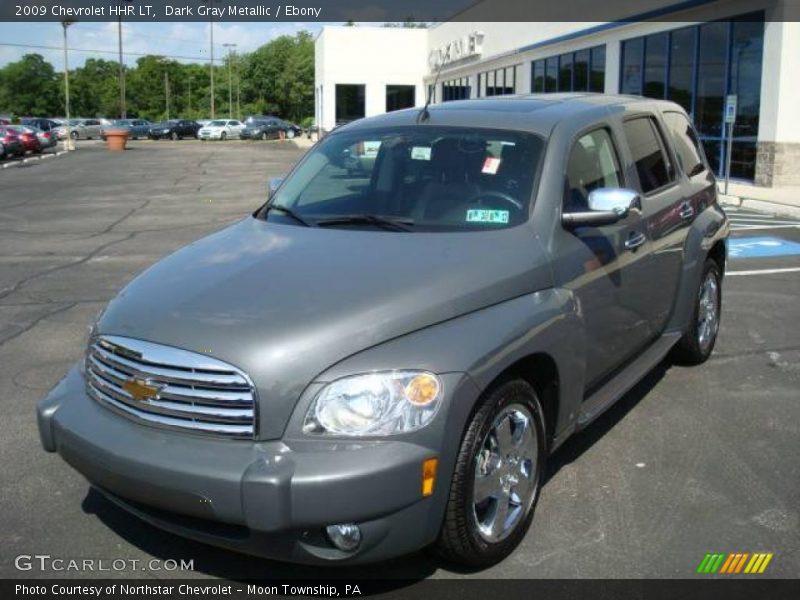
422;457;438;497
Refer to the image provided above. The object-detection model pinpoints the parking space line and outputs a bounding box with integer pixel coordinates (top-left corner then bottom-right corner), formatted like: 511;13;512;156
728;267;800;276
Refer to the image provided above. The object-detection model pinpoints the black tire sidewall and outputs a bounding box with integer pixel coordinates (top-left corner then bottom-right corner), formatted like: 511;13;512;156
450;379;547;565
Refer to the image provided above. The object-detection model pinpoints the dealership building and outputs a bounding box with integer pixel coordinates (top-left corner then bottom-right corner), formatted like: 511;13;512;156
314;0;799;186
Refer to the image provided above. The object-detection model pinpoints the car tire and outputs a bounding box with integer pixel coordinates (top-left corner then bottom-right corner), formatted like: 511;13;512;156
220;132;227;141
171;132;179;141
436;379;547;567
70;131;78;140
261;132;268;141
286;129;295;139
672;258;722;365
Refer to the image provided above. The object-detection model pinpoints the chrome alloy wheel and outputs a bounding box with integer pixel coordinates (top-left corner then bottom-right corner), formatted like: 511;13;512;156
697;272;720;352
472;404;539;542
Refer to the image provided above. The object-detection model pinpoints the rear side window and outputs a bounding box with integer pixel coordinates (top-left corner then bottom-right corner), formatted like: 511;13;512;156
663;111;706;177
622;117;674;194
564;128;623;213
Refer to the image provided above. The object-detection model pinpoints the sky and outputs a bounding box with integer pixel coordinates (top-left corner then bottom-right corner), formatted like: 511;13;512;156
0;21;324;70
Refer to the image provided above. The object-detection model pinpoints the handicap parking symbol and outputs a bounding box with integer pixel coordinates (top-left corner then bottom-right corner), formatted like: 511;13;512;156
729;236;800;259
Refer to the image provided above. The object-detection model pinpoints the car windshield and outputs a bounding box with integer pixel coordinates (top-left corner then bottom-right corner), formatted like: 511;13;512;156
264;126;544;232
209;120;227;127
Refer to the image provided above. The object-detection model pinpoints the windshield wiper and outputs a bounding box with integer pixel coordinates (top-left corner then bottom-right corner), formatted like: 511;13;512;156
264;204;313;227
315;214;414;232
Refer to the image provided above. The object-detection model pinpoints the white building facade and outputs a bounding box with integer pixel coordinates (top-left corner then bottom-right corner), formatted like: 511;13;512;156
314;0;800;187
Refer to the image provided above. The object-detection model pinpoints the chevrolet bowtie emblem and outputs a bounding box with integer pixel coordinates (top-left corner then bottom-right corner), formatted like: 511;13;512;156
123;378;163;402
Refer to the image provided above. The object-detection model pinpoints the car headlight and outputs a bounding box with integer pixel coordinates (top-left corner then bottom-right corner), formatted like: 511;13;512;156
303;371;443;436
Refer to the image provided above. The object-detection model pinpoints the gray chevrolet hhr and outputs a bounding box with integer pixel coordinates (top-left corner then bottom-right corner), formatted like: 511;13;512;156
38;94;728;567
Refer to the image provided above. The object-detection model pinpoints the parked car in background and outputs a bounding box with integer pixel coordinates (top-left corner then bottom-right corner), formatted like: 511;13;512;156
0;116;11;126
23;125;57;150
198;119;245;141
148;119;201;140
54;119;103;140
241;118;301;140
21;118;61;136
36;95;728;567
6;125;42;154
0;140;5;160
0;126;24;157
101;119;152;141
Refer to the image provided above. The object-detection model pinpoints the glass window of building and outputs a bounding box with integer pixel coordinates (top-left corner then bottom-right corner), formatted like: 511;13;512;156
442;77;471;102
590;46;606;92
531;45;605;94
559;53;573;91
644;32;668;98
478;65;518;97
574;49;590;92
619;12;764;180
335;84;365;124
386;85;416;112
532;61;545;93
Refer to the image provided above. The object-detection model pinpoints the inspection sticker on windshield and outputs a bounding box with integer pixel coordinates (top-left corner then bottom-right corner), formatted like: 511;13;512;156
482;156;501;174
411;146;432;161
466;209;509;224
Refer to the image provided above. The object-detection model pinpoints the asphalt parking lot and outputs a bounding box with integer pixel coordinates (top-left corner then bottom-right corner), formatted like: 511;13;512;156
0;141;798;580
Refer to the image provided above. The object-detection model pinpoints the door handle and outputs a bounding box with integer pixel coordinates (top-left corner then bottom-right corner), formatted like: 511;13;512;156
625;231;647;251
679;202;695;220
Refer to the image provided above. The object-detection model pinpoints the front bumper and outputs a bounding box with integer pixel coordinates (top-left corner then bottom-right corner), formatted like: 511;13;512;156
38;367;464;564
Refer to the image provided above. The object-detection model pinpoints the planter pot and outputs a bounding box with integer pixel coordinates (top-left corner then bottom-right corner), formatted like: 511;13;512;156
105;129;129;151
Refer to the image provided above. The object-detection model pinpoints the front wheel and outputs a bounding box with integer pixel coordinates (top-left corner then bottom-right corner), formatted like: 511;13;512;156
436;379;546;567
70;131;78;140
220;132;227;141
286;129;295;139
672;259;722;365
171;132;179;141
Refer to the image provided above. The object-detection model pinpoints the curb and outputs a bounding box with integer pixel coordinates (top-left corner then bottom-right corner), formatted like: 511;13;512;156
719;194;800;219
1;150;63;169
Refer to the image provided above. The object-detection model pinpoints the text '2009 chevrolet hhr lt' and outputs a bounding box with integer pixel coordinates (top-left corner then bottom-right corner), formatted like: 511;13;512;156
38;94;728;567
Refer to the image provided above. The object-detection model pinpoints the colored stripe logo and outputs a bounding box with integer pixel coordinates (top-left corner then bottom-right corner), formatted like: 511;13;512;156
697;552;773;574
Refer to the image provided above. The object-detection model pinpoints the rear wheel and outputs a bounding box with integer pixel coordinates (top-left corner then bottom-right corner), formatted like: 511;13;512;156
286;129;295;139
672;259;722;365
70;131;78;140
437;379;546;567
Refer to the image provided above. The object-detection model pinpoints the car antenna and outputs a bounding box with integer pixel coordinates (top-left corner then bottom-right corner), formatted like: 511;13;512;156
417;53;447;124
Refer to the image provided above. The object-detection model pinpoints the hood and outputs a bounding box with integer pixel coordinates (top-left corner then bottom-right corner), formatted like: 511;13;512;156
99;217;551;438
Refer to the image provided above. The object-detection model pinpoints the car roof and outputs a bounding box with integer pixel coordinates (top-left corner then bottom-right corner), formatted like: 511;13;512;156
336;93;684;138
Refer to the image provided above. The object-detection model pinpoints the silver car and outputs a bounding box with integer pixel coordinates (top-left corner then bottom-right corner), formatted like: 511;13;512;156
55;118;103;140
38;94;728;567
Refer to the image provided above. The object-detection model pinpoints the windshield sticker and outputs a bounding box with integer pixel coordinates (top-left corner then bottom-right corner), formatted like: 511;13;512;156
467;209;509;224
411;146;432;161
482;156;501;174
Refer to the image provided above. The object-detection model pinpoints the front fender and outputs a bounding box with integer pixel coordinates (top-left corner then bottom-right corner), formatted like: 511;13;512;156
313;287;586;447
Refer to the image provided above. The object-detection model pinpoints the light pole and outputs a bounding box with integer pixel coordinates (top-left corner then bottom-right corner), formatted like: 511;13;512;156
61;20;75;151
223;43;237;119
165;70;170;120
117;17;126;118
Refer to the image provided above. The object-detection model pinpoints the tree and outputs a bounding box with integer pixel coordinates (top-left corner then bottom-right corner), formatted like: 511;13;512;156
241;31;314;122
0;54;60;117
69;58;120;117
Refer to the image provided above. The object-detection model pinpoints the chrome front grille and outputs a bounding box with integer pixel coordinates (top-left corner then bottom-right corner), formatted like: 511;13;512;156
86;335;256;439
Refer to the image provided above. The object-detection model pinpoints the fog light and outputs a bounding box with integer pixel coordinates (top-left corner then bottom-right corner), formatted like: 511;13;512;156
325;523;362;552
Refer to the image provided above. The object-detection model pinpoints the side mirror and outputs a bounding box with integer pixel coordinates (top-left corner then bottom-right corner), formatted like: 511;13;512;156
562;188;641;227
267;176;284;199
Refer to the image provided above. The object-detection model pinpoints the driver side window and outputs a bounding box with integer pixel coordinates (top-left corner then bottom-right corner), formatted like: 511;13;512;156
564;128;623;213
